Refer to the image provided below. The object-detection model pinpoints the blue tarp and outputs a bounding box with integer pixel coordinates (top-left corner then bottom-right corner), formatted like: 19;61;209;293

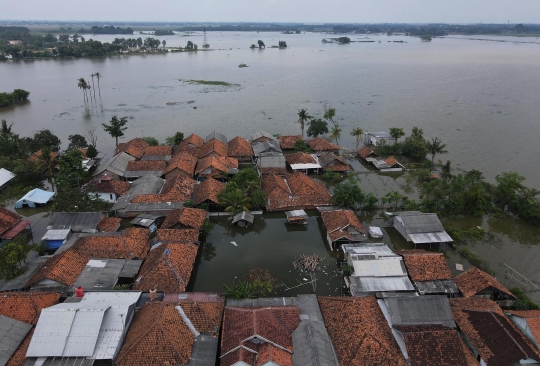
46;240;64;250
15;189;55;208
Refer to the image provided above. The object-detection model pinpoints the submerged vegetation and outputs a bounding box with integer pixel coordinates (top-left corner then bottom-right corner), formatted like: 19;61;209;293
0;89;30;108
181;79;238;86
223;267;278;299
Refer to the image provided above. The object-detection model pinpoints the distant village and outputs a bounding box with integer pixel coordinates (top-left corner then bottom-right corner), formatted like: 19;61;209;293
0;130;538;366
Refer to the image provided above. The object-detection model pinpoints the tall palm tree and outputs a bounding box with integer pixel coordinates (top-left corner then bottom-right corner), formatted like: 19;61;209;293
297;109;311;138
90;73;96;99
218;188;251;215
426;137;448;164
350;127;363;150
77;78;87;102
86;85;92;101
95;72;102;96
330;125;342;144
39;146;55;190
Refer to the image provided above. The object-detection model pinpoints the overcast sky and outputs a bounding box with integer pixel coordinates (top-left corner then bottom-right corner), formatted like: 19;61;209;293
1;0;539;24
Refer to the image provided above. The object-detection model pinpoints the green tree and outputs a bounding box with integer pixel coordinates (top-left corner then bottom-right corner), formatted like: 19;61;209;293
218;187;251;215
426;137;448;164
323;106;337;127
330;125;342;144
11;89;30;101
389;127;405;143
402;126;428;161
200;218;215;237
306;118;328;138
68;134;88;149
350;127;363;150
56;149;85;189
294;139;310;152
141;137;159;146
77;77;88;102
38;146;55;184
364;193;379;210
32;129;61;152
86;144;98;159
0;236;36;280
102;116;128;146
90;73;96;99
297;109;311;138
332;178;365;208
95;72;102;96
257;40;265;48
165;132;184;145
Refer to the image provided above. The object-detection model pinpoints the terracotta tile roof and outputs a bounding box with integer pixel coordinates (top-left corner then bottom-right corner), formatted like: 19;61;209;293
174;144;200;157
163;292;224;303
29;149;60;163
261;172;332;211
398;249;452;282
179;133;204;149
179;301;224;332
161;208;207;230
450;297;540;366
116;302;195;366
394;325;472;366
0;206;22;235
133;242;198;292
506;310;540;347
162;152;197;176
143;145;173;157
156;229;200;244
228;136;253;157
97;217;121;232
321;209;366;242
285;152;318;165
195;177;225;204
459;336;481;366
278;135;302;150
131;175;196;203
0;292;61;325
126;160;167;171
318;152;351;171
261;167;288;176
385;156;405;168
195;156;238;176
115;138;149;159
25;249;91;287
454;267;515;298
87;179;131;195
256;342;293;366
358;145;378;159
220;306;300;365
221;348;256;366
318;296;408;366
198;138;228;158
306;137;341;151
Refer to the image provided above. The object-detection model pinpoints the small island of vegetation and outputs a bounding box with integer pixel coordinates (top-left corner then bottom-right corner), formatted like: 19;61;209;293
154;30;174;36
0;89;30;107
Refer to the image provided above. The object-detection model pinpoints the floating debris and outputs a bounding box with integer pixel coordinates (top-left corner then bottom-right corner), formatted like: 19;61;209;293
231;241;238;247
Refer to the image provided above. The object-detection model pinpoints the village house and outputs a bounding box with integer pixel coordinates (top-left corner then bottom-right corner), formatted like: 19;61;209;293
249;130;274;144
205;131;228;144
195;156;239;181
178;133;205;150
505;310;540;350
390;211;453;247
7;39;22;45
450;297;540;365
129;213;162;232
357;145;380;161
26;291;142;365
261;172;332;211
86;175;131;203
285;152;322;174
124;159;167;180
198;138;228;159
318;151;351;173
141;145;173;161
41;211;104;250
195;177;225;208
75;148;96;171
28;149;60;164
318;296;408;365
112;175;165;216
220;306;301;366
15;188;55;208
251;139;282;157
306;137;340;152
115;137;150;159
320;209;367;249
371;156;406;171
162;151;198;179
342;243;415;296
0;206;31;244
453;266;516;300
286;209;308;225
155;228;200;244
227;136;254;162
278;135;302;150
365;131;396;146
232;211;254;227
257;154;288;176
93;152;136;180
0;167;15;190
0;292;61;366
398;249;459;296
116;299;224;366
160;207;207;230
96;216;122;232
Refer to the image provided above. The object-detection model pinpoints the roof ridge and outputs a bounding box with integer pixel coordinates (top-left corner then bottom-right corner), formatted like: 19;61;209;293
118;304;166;359
489;311;531;360
164;254;186;287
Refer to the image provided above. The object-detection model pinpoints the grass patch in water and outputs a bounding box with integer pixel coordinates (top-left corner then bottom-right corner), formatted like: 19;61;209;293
181;79;239;87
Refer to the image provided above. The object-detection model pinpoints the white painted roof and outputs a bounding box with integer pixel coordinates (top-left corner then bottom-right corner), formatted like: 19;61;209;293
290;163;322;170
41;229;71;241
0;168;15;187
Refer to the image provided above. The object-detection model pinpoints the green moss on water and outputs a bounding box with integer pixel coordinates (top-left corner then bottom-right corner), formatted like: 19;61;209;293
511;287;540;310
181;79;238;86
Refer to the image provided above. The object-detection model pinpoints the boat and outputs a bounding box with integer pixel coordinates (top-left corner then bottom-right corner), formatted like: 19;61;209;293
369;226;384;239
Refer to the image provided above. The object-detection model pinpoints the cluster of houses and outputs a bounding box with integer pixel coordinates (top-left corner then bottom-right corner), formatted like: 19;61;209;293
358;145;406;171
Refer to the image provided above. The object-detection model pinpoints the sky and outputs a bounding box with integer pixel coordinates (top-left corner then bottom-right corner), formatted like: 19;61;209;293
1;0;540;24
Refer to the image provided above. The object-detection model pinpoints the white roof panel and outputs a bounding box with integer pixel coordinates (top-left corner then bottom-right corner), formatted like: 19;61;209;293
352;258;406;277
41;229;71;241
26;309;77;357
63;309;107;357
350;276;415;294
290;163;322;170
0;168;15;187
409;232;453;244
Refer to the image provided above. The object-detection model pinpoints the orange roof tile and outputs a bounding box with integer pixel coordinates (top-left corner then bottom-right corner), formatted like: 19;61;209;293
358;145;378;159
306;137;341;151
278;135;302;150
96;217;121;232
29;149;60;163
318;296;408;366
228;136;253;157
25;249;91;287
198;138;228;158
0;292;61;325
385;156;405;168
321;210;366;239
0;206;22;236
156;229;200;244
195;178;225;205
131;175;196;203
179;133;204;149
87;179;131;195
285;152;318;165
398;249;452;282
506;310;540;348
195;156;238;176
261;167;288;176
163;152;197;176
454;267;515;298
115;138;149;159
161;208;207;230
143;145;173;157
126;160;167;171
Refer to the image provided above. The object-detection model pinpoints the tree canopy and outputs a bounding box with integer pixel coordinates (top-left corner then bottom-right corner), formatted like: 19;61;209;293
102;116;128;146
306;118;328;138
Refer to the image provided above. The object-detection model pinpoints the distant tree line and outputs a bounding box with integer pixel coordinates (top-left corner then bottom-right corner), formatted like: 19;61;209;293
89;25;134;34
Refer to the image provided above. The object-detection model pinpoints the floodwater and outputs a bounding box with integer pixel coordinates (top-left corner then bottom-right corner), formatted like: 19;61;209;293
2;32;540;298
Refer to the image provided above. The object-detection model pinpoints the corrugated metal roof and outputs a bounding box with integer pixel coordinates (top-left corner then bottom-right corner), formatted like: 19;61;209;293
286;210;308;218
0;315;32;366
384;295;456;328
16;189;55;204
0;168;15;187
395;212;445;234
205;131;228;144
249;130;273;141
252;140;282;156
290;163;321;170
94;152;136;176
416;279;459;295
41;229;71;241
124;202;185;212
349;276;415;294
256;154;287;169
73;259;142;290
123;170;163;178
409;232;453;244
112;175;165;211
187;334;220;366
27;292;141;360
351;258;407;277
292;321;339;366
232;211;254;224
49;212;102;232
